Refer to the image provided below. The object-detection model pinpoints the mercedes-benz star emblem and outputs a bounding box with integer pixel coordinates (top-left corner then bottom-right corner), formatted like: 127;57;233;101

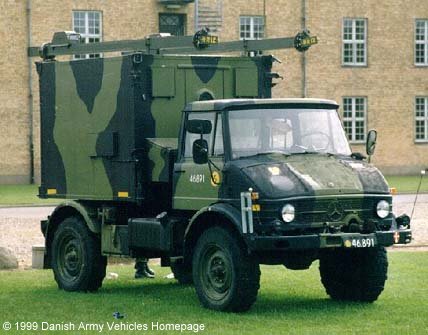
327;201;344;221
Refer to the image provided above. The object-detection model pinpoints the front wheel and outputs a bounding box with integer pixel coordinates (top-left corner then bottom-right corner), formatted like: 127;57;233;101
192;227;260;312
319;247;388;302
51;216;107;292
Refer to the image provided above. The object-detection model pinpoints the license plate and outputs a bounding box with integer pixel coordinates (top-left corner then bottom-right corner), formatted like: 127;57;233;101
344;236;377;248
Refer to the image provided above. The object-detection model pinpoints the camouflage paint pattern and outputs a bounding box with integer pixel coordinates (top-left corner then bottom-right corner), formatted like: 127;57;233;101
37;54;273;202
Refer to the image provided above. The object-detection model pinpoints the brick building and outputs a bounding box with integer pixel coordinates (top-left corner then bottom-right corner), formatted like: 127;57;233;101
0;0;427;184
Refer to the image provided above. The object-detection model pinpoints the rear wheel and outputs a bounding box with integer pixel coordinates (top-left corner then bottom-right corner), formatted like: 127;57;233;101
319;247;388;302
192;227;260;312
51;216;107;292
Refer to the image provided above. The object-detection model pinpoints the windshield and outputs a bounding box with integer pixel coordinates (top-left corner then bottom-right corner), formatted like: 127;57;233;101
228;108;352;159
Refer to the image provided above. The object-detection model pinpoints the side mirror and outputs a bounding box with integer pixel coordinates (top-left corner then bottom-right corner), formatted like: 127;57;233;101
366;129;377;157
192;139;209;164
186;119;212;135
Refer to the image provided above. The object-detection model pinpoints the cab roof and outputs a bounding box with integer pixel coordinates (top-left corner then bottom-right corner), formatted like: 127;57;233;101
183;98;339;112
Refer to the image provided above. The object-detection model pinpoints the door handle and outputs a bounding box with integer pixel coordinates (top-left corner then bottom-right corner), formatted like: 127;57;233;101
174;169;186;173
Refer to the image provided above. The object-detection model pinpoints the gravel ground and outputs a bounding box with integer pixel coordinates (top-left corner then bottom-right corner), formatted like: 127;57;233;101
0;195;426;269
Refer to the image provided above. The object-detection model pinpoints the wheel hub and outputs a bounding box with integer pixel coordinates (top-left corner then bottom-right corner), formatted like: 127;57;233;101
58;236;82;280
200;246;232;300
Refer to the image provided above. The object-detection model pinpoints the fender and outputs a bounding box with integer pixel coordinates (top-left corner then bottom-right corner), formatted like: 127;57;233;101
42;200;100;269
183;202;246;257
186;202;243;235
47;200;100;234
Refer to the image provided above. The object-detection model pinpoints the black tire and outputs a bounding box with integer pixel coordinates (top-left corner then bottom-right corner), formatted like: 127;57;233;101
171;262;193;285
192;227;260;312
51;216;107;292
319;247;388;302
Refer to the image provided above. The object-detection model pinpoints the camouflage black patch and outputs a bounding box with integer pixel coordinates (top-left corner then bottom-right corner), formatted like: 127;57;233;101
138;55;157;200
241;160;313;199
70;58;104;114
259;56;273;98
140;55;156;139
38;61;67;195
95;131;118;157
190;56;221;83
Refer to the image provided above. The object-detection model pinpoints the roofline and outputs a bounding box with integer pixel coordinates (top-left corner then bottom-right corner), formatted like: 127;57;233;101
184;98;339;112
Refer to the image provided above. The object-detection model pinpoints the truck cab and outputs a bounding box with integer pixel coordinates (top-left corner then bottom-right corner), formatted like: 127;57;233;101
175;98;394;235
166;98;411;311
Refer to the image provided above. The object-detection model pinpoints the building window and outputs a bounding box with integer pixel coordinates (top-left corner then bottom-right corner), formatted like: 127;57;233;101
342;18;367;66
240;16;264;40
73;11;102;59
415;97;428;142
415;20;428;65
342;97;367;143
159;14;186;36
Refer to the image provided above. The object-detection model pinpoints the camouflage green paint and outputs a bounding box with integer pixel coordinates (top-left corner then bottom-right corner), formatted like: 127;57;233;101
145;138;177;182
173;158;225;210
54;58;121;199
38;53;271;202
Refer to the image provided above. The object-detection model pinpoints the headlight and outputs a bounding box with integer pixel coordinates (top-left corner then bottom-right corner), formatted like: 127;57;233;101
282;204;295;222
376;200;390;218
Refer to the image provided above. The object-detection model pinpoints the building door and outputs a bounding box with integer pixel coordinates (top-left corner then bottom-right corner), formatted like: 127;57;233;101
159;14;186;36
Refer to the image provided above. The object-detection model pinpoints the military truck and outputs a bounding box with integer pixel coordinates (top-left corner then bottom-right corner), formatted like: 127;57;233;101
30;30;412;312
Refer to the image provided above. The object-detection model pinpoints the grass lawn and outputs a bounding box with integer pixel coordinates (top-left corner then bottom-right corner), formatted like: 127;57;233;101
0;185;59;206
385;175;428;194
0;251;426;335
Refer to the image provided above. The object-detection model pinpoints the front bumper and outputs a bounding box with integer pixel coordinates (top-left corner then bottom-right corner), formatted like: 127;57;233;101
246;229;412;251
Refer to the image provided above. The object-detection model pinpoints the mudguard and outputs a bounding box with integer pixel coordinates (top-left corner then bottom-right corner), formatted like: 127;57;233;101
184;202;245;254
47;200;100;234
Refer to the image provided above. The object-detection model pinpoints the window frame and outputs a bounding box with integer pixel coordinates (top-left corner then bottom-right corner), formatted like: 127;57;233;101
239;15;265;40
342;97;367;144
72;10;103;59
415;19;428;66
159;13;186;36
342;18;367;67
415;97;428;143
183;112;225;159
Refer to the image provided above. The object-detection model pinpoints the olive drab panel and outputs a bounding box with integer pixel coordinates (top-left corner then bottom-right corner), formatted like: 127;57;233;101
38;53;273;202
173;112;225;210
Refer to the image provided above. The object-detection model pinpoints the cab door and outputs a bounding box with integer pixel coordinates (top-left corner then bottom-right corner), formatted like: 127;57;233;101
173;112;225;210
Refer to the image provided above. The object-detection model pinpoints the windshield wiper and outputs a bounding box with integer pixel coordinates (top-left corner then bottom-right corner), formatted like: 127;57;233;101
237;151;290;159
290;150;337;157
289;150;318;155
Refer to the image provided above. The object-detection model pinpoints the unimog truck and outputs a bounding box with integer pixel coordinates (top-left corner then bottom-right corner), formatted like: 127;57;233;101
30;30;412;312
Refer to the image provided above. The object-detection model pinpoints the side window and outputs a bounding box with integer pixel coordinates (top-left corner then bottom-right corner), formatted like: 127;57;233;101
184;113;224;158
212;114;224;156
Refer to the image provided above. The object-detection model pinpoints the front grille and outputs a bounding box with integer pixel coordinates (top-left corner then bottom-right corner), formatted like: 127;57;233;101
257;196;390;225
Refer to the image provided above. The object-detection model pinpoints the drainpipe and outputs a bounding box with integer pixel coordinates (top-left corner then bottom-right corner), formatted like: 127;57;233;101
194;0;199;32
26;0;34;184
301;0;307;98
263;0;266;32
